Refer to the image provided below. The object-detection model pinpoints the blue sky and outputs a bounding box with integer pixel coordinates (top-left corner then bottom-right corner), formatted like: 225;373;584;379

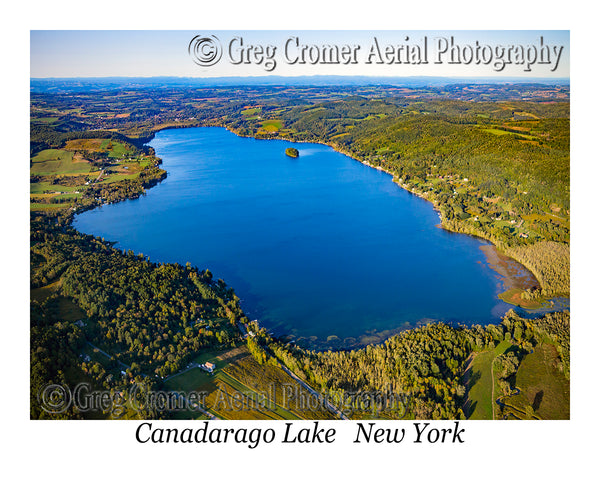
31;30;569;78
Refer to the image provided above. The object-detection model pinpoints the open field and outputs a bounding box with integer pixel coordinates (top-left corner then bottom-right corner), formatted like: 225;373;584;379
65;139;106;151
241;108;260;116
65;138;133;159
99;172;140;183
164;345;334;420
165;365;217;393
31;149;91;176
464;351;494;419
213;370;302;420
464;340;512;419
166;365;293;420
30;202;69;211
261;119;283;132
107;141;132;158
31;116;59;124
30;280;61;303
30;182;83;194
500;343;570;419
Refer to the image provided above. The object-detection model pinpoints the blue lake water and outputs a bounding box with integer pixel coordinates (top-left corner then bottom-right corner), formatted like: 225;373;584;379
74;127;520;348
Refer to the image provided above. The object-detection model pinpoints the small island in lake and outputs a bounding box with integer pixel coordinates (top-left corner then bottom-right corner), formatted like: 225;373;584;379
285;147;299;158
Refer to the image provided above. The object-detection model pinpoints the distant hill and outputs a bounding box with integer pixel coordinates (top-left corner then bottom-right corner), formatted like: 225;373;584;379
30;75;570;93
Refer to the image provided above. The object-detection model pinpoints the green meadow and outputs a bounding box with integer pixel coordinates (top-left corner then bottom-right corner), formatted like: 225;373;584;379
31;149;91;176
464;340;512;419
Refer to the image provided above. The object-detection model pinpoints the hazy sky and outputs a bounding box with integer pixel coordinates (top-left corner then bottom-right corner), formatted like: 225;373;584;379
30;30;570;78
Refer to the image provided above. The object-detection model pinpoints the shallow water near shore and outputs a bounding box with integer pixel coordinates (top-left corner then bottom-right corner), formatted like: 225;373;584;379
74;127;557;348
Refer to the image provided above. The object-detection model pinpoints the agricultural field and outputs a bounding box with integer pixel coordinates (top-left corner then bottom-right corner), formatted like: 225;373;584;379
30;116;59;124
481;127;538;141
261;119;283;132
30;137;150;212
241;107;261;117
164;345;335;420
31;149;91;176
65;138;137;161
30;182;83;194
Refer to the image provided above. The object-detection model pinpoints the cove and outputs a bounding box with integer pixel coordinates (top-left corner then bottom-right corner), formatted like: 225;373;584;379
74;127;529;348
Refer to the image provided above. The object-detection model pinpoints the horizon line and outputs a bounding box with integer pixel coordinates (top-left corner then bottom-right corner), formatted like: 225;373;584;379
31;74;570;80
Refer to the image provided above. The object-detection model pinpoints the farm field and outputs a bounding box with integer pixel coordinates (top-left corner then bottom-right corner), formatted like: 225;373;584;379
30;137;155;212
464;340;512;419
31;149;91;176
261;119;283;132
164;345;335;420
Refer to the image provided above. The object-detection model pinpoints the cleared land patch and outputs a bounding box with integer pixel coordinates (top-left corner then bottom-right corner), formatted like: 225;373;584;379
464;340;512;419
500;343;569;419
31;149;91;176
164;345;334;420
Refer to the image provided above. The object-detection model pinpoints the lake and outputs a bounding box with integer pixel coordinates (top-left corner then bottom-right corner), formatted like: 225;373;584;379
74;127;527;348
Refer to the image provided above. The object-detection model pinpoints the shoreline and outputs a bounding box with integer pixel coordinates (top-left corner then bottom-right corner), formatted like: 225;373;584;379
64;123;568;351
194;123;564;300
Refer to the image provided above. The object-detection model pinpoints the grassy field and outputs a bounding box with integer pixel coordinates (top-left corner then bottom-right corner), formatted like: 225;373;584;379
65;139;106;151
99;172;140;184
223;354;336;420
213;370;300;420
241;108;260;116
65;138;133;159
31;116;59;124
107;141;132;159
261;119;282;132
165;366;217;393
31;284;87;323
163;345;335;420
30;280;61;303
30;202;69;211
53;297;87;322
465;336;569;420
31;149;91;176
481;127;538;141
500;343;570;419
464;351;494;419
464;340;512;419
30;182;83;194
